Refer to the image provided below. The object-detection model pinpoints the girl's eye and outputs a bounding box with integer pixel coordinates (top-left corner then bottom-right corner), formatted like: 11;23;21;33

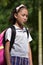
22;14;25;16
22;14;28;17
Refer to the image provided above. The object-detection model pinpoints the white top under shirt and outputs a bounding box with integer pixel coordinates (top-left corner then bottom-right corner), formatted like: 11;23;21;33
5;25;32;58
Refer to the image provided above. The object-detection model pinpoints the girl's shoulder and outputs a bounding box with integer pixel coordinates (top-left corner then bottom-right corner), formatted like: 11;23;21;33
6;28;12;34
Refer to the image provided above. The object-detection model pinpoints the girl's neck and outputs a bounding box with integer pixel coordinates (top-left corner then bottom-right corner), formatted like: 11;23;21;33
14;22;23;29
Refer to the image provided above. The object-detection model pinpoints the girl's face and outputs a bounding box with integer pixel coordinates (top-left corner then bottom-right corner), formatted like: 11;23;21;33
14;8;28;25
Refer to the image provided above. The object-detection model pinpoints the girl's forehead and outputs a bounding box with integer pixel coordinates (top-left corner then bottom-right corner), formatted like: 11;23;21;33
18;8;28;13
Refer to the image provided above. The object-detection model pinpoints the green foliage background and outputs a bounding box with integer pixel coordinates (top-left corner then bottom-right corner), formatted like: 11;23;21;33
0;0;43;65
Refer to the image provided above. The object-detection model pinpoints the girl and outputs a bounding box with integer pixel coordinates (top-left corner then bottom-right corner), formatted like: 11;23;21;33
5;4;33;65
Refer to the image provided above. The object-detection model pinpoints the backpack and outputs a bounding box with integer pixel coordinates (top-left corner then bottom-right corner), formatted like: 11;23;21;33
0;25;16;65
0;25;29;65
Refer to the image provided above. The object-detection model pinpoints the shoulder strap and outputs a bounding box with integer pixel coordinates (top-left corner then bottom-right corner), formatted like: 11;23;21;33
3;25;16;51
10;25;16;51
25;28;29;38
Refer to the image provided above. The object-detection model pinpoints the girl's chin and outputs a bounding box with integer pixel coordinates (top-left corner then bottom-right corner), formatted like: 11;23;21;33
23;22;26;24
22;23;26;26
21;22;26;26
23;21;27;23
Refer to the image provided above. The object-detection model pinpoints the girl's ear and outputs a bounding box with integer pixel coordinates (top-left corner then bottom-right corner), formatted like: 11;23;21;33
14;13;17;19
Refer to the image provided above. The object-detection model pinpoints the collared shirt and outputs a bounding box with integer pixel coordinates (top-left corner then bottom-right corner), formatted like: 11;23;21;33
5;25;32;58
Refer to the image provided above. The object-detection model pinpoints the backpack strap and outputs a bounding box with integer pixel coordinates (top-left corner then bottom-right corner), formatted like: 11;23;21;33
3;25;16;51
10;25;16;51
25;28;29;38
